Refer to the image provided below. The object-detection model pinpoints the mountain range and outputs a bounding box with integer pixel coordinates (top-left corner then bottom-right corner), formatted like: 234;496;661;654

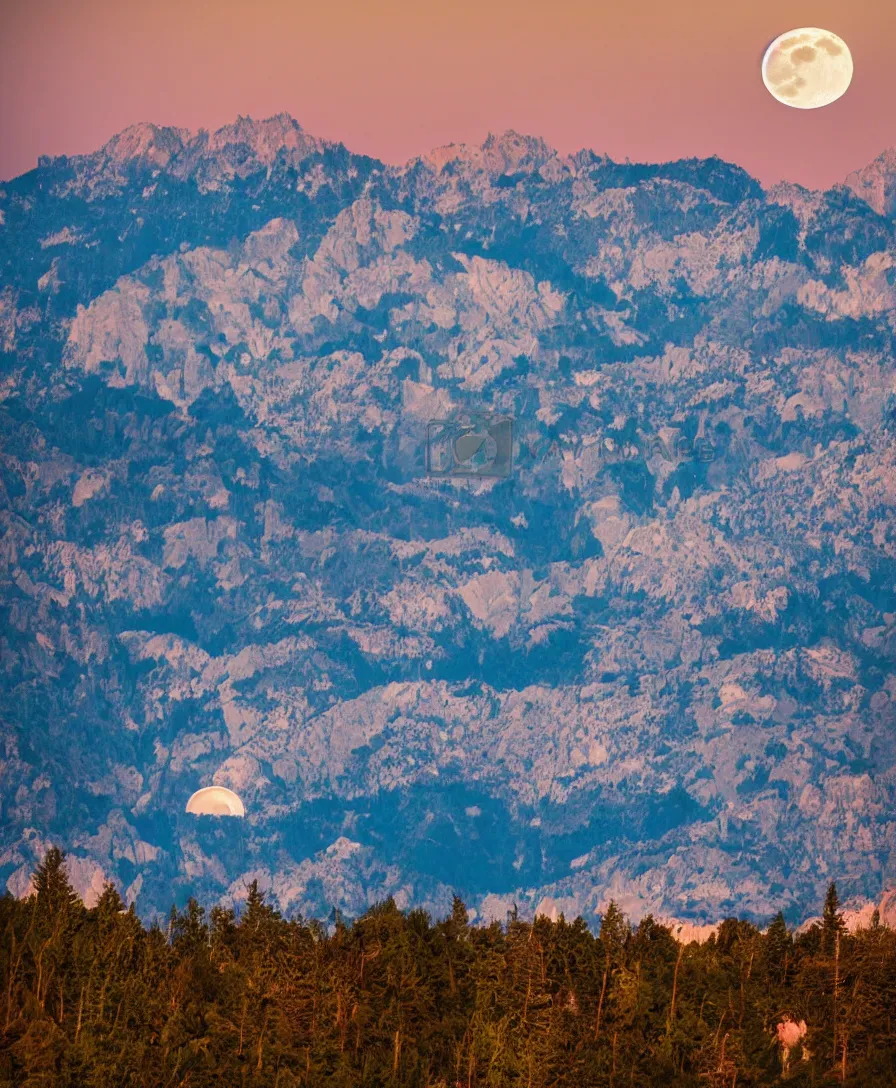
1;114;895;930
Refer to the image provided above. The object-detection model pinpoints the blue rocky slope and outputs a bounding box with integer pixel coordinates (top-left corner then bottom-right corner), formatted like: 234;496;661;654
1;116;895;928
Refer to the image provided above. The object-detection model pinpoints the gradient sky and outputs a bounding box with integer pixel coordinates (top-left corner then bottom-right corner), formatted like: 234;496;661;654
1;0;893;189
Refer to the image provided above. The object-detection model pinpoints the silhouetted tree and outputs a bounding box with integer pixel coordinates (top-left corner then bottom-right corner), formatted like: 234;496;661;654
822;882;846;956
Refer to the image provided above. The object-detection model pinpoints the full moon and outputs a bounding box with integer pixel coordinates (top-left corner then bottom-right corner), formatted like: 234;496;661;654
761;28;853;109
185;785;245;817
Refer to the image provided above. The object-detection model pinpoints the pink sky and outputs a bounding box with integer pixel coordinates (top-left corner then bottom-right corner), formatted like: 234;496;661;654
1;0;893;189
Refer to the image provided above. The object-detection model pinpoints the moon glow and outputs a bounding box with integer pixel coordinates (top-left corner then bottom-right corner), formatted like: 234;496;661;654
762;28;853;109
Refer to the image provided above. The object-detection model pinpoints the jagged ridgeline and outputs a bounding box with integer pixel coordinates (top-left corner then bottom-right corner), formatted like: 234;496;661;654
1;115;896;928
2;851;896;1086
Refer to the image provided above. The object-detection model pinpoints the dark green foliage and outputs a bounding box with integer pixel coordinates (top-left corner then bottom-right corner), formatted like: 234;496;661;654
31;848;81;922
822;882;846;955
765;911;792;985
1;852;895;1085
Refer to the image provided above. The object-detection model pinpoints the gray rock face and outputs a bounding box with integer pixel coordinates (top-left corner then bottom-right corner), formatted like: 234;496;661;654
844;147;896;218
1;116;895;927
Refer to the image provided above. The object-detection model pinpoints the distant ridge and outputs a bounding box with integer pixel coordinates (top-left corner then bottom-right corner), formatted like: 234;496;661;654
23;113;896;219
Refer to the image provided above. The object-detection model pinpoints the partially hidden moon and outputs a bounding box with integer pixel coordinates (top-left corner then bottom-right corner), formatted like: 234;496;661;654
185;785;246;816
762;28;853;109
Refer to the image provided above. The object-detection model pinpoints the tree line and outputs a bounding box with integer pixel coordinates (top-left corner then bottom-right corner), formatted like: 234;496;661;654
1;848;894;1086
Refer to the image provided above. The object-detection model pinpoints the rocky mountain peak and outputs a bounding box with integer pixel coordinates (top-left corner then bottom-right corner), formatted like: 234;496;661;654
99;121;192;168
417;129;558;178
32;113;337;198
480;129;556;171
843;146;896;216
204;112;324;164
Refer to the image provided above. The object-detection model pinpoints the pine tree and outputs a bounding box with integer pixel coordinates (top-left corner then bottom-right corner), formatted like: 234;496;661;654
821;882;845;956
27;847;83;1017
31;847;79;921
765;910;792;983
209;904;237;967
599;901;628;958
450;894;469;932
169;897;208;958
594;900;628;1042
93;881;125;923
0;870;894;1086
241;879;280;934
